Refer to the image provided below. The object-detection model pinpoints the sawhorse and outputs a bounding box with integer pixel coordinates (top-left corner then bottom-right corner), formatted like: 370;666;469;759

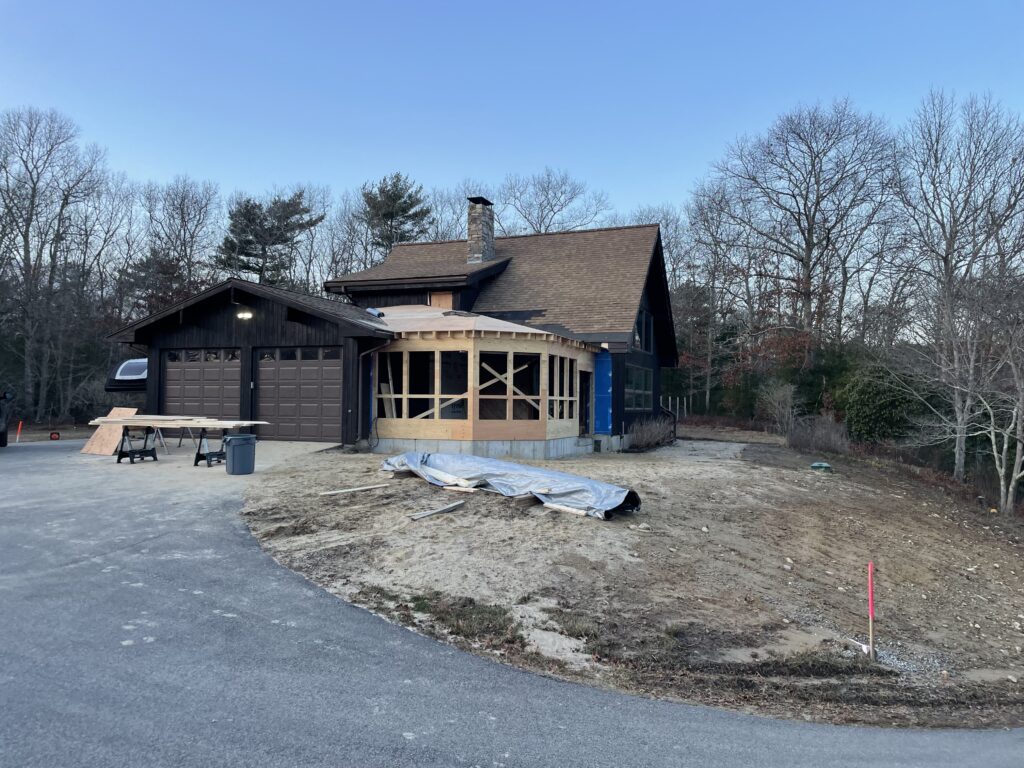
193;428;226;467
116;426;159;464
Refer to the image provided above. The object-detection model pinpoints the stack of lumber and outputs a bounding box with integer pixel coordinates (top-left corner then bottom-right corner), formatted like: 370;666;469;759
83;413;269;456
87;415;269;429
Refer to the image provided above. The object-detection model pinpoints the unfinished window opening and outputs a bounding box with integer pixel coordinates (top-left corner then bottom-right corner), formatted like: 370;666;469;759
479;398;507;420
547;354;579;422
376;351;404;418
376;349;471;423
439;351;469;420
511;353;541;420
479;351;509;420
479;352;508;395
407;352;435;418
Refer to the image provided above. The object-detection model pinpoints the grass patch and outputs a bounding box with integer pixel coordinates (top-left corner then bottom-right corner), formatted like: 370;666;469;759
543;607;602;640
411;590;524;650
693;650;896;678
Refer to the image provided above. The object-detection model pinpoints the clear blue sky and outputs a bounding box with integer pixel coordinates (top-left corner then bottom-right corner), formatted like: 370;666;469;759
3;0;1023;211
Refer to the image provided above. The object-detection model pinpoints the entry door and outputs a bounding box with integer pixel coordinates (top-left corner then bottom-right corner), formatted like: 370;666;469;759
579;370;592;436
256;347;343;441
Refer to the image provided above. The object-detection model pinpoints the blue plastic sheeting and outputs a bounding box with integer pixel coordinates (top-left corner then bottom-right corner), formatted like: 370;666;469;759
594;350;613;434
381;452;640;520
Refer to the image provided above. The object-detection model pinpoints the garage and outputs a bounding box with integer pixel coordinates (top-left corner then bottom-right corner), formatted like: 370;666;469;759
163;348;241;420
256;346;342;441
108;278;392;445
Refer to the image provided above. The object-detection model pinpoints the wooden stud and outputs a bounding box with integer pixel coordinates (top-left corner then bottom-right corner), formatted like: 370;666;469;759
410;500;465;521
318;483;390;497
543;502;588;517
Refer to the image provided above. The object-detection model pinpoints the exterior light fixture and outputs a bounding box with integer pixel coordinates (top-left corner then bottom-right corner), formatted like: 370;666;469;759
236;309;253;320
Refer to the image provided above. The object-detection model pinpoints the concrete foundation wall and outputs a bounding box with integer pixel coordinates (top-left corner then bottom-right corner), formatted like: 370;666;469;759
593;434;632;453
373;436;592;459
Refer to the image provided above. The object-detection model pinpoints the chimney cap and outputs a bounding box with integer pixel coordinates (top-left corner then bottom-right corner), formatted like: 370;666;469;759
467;196;493;207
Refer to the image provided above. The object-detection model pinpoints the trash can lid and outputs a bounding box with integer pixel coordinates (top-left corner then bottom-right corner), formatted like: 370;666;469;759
223;433;257;443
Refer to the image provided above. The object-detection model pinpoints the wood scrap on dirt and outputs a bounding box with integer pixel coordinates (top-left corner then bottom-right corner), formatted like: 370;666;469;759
241;437;1024;728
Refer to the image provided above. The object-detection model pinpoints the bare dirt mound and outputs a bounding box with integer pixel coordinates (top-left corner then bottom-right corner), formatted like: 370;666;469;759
242;439;1024;727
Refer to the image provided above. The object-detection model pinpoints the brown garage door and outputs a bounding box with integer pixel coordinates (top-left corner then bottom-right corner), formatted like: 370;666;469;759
163;348;242;420
256;346;342;441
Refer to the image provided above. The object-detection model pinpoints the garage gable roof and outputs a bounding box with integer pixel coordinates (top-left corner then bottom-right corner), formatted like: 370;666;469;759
108;278;391;343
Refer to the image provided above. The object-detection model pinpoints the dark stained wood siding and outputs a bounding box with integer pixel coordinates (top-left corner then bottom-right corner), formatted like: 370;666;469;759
137;289;374;443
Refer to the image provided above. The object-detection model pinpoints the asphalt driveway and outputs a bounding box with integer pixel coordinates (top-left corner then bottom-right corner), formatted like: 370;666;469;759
1;440;1021;767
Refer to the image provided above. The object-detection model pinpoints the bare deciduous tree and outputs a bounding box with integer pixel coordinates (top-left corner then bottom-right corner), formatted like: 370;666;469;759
713;100;897;342
898;92;1024;481
0;107;106;419
495;167;610;235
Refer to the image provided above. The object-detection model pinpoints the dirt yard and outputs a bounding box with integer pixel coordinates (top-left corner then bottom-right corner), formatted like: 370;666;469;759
242;432;1024;727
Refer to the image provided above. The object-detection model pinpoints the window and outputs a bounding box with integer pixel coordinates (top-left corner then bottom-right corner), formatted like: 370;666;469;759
259;349;276;362
186;350;201;362
321;347;341;360
300;347;319;360
225;349;241;362
633;309;654;353
279;348;297;361
204;349;220;362
166;350;180;363
547;354;578;421
116;359;148;378
625;365;654;410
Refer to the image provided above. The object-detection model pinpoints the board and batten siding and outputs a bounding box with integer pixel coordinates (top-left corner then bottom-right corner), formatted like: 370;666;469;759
139;291;365;443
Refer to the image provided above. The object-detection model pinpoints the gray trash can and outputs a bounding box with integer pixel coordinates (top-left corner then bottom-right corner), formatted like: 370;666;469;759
224;433;257;475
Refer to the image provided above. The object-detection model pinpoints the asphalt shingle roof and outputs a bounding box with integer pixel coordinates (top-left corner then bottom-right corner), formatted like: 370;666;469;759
328;224;661;338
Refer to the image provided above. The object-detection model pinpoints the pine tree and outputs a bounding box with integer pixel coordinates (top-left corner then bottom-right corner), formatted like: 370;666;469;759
125;245;208;315
216;191;325;285
358;173;433;253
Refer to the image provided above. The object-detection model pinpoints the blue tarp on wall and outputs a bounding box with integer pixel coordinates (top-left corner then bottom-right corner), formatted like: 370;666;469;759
594;350;612;434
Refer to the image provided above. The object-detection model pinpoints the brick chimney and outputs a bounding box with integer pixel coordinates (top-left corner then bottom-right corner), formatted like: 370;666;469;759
466;196;495;263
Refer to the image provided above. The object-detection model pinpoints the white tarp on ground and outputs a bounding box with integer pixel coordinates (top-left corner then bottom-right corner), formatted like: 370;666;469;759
381;452;640;520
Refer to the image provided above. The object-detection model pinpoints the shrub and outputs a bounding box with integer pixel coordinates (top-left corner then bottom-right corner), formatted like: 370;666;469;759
837;370;916;443
627;416;675;451
756;379;797;436
787;413;850;455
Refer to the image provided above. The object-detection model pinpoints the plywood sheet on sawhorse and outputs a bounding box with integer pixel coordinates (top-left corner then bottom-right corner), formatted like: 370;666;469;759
81;407;138;455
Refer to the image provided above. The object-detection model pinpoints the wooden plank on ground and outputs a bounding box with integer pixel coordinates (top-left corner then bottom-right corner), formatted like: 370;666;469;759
410;501;465;521
543;502;588;517
81;407;137;455
318;484;389;497
442;486;478;493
